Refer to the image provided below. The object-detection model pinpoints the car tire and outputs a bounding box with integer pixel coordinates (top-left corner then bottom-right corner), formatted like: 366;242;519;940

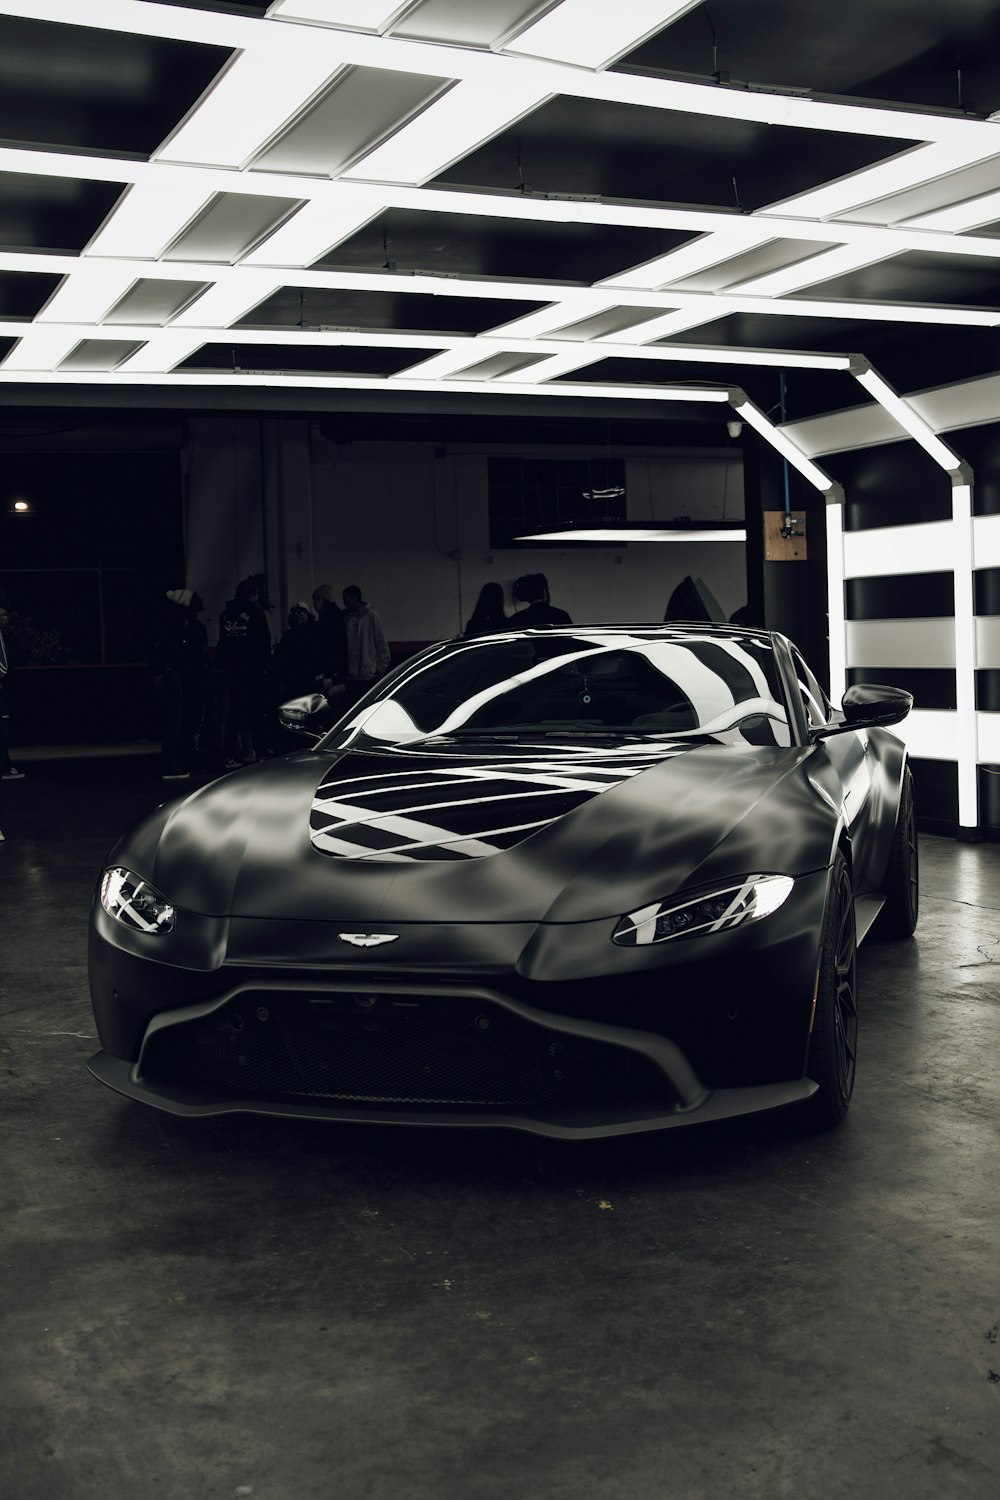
797;851;858;1132
874;766;918;940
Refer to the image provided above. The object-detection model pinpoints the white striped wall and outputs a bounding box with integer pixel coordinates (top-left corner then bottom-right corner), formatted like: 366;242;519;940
830;507;997;826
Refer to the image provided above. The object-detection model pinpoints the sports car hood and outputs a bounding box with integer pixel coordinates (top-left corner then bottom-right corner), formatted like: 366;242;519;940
115;736;829;924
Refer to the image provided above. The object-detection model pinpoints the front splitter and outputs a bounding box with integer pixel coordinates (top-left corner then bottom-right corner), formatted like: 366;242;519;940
88;1050;816;1140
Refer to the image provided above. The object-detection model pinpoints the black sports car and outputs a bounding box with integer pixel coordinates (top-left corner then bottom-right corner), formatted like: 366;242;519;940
88;624;917;1137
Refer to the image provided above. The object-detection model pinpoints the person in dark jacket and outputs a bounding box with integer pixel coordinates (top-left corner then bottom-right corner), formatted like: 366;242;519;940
312;583;349;698
512;573;573;626
273;601;323;701
217;576;271;767
150;588;206;781
463;582;509;637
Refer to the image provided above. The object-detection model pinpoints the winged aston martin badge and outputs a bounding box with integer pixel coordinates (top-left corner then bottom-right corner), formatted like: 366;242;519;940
337;933;400;948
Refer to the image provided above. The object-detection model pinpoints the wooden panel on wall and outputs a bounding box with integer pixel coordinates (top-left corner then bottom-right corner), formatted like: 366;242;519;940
763;510;807;561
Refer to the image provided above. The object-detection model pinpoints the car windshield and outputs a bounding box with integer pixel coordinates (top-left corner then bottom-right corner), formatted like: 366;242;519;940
327;630;792;749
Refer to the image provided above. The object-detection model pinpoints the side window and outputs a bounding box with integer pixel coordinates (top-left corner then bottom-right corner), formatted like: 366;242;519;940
792;649;831;730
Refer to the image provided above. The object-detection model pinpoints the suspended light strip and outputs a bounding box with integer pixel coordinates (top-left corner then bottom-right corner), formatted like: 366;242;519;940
904;189;1000;233
603;309;731;344
0;367;734;402
7;1;999;147
7;247;998;329
169;275;284;329
1;328;83;370
115;333;206;374
494;350;609;384
241;196;385;267
341;81;549;186
727;245;893;297
269;1;413;27
10;140;1000;264
760;140;1000;220
952;479;979;828
515;527;747;543
85;178;215;260
0;319;855;374
729;396;839;493
825;504;847;705
597;230;778;289
852;364;965;471
503;0;703;70
36;265;137;324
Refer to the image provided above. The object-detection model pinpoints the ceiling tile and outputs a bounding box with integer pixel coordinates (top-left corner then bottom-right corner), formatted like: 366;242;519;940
321;208;692;282
59;339;147;372
238;286;547;334
252;67;450;177
163;193;303;263
0;15;229;158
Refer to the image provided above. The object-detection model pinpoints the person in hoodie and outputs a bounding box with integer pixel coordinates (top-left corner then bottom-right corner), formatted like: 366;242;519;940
217;576;271;767
341;584;391;707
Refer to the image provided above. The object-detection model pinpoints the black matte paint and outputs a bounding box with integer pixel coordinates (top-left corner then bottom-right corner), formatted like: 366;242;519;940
88;626;911;1136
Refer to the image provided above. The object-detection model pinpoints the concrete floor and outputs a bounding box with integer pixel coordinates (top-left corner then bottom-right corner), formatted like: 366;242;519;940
1;756;999;1500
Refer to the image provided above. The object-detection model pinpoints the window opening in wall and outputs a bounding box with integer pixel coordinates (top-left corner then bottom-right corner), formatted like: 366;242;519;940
488;456;627;548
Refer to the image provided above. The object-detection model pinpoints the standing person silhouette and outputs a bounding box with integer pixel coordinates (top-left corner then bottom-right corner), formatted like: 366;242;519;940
312;583;348;700
512;573;572;626
342;584;390;706
463;582;509;637
217;576;271;767
0;603;23;781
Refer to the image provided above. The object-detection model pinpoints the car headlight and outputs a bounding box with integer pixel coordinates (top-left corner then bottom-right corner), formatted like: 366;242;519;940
613;874;794;946
100;867;176;934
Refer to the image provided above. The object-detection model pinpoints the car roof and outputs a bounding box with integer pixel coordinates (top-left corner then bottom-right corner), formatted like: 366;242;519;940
450;622;780;645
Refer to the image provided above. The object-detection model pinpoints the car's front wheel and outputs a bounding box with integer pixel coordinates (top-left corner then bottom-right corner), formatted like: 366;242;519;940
797;851;858;1132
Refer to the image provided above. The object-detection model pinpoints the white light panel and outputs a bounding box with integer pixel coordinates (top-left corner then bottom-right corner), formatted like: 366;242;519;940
270;1;412;28
503;0;703;70
341;80;549;185
729;397;838;493
826;504;846;705
516;527;747;542
952;481;979;827
852;366;965;471
843;521;955;578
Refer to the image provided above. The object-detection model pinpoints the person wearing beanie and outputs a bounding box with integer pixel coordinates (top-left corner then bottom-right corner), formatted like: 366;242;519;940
273;600;323;702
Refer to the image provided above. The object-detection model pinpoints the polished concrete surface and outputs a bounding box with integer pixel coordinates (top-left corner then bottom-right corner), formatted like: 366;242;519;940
1;757;999;1500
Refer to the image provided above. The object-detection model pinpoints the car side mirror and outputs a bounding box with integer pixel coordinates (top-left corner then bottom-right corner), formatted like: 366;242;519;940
278;692;332;742
812;683;913;740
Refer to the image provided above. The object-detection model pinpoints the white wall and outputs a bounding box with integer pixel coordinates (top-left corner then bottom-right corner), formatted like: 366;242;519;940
184;419;747;645
308;437;746;642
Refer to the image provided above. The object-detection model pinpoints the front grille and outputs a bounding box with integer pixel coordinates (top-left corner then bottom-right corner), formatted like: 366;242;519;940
141;991;675;1112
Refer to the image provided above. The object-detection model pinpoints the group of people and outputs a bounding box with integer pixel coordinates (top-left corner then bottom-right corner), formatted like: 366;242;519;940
151;579;390;781
150;571;575;781
463;573;571;636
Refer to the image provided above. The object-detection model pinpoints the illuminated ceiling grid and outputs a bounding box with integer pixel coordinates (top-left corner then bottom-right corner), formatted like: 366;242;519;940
1;0;1000;441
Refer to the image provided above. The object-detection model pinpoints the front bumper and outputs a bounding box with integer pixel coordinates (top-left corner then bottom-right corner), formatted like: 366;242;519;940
87;974;817;1138
88;867;829;1137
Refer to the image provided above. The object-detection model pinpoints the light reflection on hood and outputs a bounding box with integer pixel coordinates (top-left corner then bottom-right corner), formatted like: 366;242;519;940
310;738;689;862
